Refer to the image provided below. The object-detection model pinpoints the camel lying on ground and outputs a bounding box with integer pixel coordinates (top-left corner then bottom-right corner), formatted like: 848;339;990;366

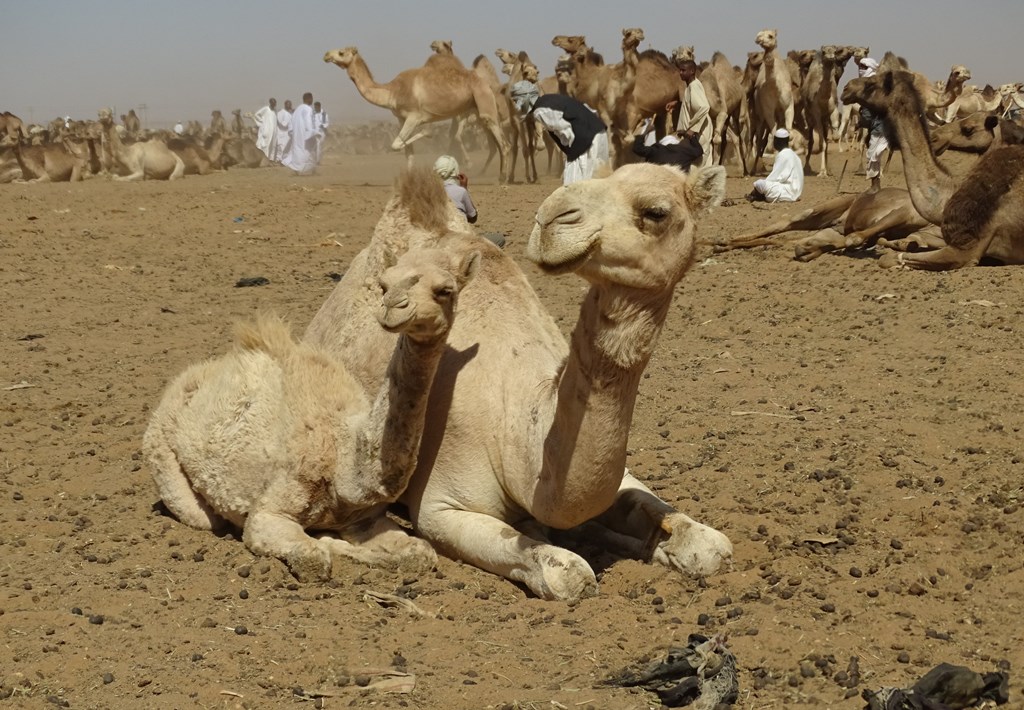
304;164;733;602
713;188;937;261
930;113;1024;154
98;108;184;181
167;134;226;175
145;242;480;580
12;138;98;183
844;70;1024;270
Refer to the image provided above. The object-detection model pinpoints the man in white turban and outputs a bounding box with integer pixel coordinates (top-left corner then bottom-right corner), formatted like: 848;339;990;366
433;155;477;224
745;129;803;202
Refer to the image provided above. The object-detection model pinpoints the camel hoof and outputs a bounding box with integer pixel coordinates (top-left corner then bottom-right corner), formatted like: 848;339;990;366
286;545;333;583
877;250;905;269
654;514;733;578
529;546;598;602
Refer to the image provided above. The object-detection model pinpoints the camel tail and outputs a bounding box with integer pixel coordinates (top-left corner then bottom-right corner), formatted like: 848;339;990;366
233;313;299;360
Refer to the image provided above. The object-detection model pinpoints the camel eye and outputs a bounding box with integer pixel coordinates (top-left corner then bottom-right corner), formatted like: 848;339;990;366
434;286;453;299
641;206;670;222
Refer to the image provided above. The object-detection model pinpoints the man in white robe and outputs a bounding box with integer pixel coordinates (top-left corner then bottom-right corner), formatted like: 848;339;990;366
282;93;322;176
748;129;803;202
274;100;293;163
249;98;278;161
674;60;713;168
313;101;329;163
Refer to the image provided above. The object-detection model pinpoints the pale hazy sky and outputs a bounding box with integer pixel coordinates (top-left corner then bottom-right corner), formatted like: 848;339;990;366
5;0;1021;128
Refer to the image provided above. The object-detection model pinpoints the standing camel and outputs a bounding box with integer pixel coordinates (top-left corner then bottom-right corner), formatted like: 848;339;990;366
323;46;511;183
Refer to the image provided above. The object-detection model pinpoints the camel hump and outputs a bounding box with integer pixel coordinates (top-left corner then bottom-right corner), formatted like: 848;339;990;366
638;49;673;70
233;314;299;359
395;167;451;235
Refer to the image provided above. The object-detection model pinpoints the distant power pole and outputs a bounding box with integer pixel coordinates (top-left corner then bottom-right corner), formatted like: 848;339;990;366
138;103;148;129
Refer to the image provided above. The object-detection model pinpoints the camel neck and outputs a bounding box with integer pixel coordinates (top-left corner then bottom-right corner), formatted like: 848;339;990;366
888;108;956;223
347;56;397;111
354;334;445;503
536;286;671;524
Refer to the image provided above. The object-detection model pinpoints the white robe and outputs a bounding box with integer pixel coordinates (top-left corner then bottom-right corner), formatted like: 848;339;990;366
753;147;804;202
275;109;292;162
282;103;321;175
314;110;329;162
677;78;712;168
252;105;277;160
532;104;609;185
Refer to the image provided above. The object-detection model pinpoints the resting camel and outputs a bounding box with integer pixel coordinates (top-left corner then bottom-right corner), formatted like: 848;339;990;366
98;108;184;180
944;84;1001;122
304;164;733;602
323;46;511;183
167;134;226;175
713;188;936;261
843;70;1024;269
145;243;480;581
12;138;97;183
930;113;1024;154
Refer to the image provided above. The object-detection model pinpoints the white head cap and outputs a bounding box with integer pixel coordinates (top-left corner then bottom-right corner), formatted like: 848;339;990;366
858;57;879;78
773;128;790;139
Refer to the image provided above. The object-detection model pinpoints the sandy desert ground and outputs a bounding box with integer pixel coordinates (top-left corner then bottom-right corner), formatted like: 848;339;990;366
0;146;1021;709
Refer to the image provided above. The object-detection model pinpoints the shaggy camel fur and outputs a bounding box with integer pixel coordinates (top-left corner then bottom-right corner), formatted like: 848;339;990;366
98;108;184;181
145;244;480;581
844;71;1024;270
714;188;936;261
304;165;733;602
323;46;511;183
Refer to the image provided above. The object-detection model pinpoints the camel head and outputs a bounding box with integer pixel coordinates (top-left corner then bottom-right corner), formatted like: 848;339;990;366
212;110;222;119
832;45;854;66
671;46;695;67
551;35;586;54
97;108;115;127
930;112;999;155
947;65;971;87
430;39;453;55
495;48;516;66
522;63;540;83
621;27;644;50
376;247;480;342
555;55;574;83
755;29;778;51
843;70;928;129
852;46;870;63
323;47;359;68
820;45;838;62
527;164;726;291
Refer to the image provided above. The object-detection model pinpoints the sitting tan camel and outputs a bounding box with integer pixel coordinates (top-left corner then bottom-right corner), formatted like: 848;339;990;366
167;134;226;175
323;46;511;183
843;71;1024;270
713;188;936;261
144;243;480;581
12;139;96;183
930;113;1024;154
1;112;26;141
98;108;184;180
304;165;733;602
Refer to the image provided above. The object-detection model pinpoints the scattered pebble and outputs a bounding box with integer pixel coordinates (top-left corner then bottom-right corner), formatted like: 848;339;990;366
102;672;114;685
234;625;248;635
88;614;104;625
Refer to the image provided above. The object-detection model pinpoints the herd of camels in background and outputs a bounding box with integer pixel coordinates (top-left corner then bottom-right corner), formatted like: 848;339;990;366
3;26;1024;269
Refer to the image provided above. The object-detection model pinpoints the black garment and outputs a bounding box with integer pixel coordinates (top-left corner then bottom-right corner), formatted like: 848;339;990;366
860;105;900;149
531;94;607;162
632;135;703;171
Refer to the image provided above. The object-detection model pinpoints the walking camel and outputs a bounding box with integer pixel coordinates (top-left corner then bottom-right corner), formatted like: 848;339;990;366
304;164;733;602
323;46;512;183
145;242;480;581
843;70;1024;269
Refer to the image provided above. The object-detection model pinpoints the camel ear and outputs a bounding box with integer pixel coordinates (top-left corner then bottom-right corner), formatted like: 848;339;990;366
984;115;999;131
458;250;482;287
684;166;726;216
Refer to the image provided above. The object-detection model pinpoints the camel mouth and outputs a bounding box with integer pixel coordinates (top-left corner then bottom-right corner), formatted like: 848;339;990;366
531;230;600;275
376;305;415;332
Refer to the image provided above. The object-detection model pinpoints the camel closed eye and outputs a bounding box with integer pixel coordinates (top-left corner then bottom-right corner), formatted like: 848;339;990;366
640;206;670;223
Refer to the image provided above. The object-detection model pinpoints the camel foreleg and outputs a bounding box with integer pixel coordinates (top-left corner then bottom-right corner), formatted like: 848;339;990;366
593;471;732;578
714;194;855;251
